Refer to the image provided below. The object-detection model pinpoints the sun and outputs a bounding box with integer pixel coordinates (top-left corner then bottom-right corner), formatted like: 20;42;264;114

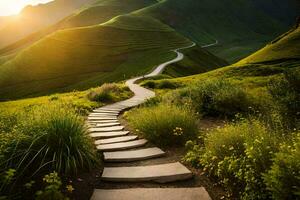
0;0;53;16
0;2;24;16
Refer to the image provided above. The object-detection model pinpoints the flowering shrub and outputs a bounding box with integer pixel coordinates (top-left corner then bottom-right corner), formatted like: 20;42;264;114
184;119;281;199
264;132;300;199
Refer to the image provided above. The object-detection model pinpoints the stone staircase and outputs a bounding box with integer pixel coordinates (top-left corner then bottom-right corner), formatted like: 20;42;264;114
87;43;211;200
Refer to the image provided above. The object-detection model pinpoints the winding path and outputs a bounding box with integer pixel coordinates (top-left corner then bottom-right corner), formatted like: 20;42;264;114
87;42;215;200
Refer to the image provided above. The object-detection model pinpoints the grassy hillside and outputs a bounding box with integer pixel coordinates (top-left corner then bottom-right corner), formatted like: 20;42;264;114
0;0;94;49
0;14;192;99
0;0;157;57
237;24;300;65
135;0;300;63
163;45;228;77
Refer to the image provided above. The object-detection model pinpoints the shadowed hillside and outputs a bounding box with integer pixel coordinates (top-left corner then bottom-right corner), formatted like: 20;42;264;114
135;0;300;62
237;23;300;65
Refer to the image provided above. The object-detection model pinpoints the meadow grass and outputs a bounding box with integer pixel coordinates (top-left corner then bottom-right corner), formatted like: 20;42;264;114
0;82;134;197
126;104;198;147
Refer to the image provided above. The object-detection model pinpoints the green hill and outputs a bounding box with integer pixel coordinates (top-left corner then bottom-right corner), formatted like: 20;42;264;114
0;0;157;57
135;0;300;63
2;0;299;63
0;0;94;49
152;24;300;91
0;15;192;99
237;24;300;65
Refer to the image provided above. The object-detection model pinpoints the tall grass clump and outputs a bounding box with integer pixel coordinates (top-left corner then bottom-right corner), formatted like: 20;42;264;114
164;79;253;117
184;119;282;199
126;104;198;147
1;106;98;177
87;83;131;103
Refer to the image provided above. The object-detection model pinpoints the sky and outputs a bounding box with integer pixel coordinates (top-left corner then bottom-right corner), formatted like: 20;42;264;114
0;0;53;16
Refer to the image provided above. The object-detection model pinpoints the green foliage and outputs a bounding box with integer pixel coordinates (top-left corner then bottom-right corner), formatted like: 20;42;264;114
35;172;69;200
0;106;99;178
141;79;179;89
165;79;253;117
268;69;300;127
126;104;198;146
264;132;300;200
87;83;131;103
0;169;16;199
184;119;281;199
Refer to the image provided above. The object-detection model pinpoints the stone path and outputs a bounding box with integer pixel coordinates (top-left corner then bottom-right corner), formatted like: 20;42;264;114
87;43;212;200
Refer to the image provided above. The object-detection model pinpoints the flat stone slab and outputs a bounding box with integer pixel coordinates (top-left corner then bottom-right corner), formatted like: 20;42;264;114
89;126;124;132
104;147;165;162
97;139;147;151
94;108;121;111
96;122;120;127
101;162;192;183
91;188;211;200
92;110;120;114
88;120;119;124
89;113;119;116
90;131;129;139
95;135;138;145
88;116;117;121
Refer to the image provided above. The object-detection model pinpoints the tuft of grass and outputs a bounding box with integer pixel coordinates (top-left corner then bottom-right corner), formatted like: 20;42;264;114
87;83;132;103
126;104;198;147
1;106;99;177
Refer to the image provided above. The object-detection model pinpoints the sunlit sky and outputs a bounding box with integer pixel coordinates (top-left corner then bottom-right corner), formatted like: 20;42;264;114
0;0;53;16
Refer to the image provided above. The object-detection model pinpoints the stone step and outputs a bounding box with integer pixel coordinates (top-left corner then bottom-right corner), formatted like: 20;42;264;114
88;116;118;121
94;108;121;111
92;110;120;114
104;147;165;162
97;139;147;151
89;126;124;133
90;112;119;115
101;162;192;183
90;131;129;139
88;120;119;124
95;135;138;145
89;113;119;117
91;188;211;200
96;122;121;128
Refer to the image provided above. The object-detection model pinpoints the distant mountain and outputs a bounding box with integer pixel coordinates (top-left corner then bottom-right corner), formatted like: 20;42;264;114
136;0;300;62
0;0;94;49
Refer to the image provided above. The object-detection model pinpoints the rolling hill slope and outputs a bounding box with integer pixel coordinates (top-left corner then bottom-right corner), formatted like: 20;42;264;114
158;24;300;91
0;0;94;49
0;15;192;99
0;0;157;57
134;0;300;63
237;23;300;65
